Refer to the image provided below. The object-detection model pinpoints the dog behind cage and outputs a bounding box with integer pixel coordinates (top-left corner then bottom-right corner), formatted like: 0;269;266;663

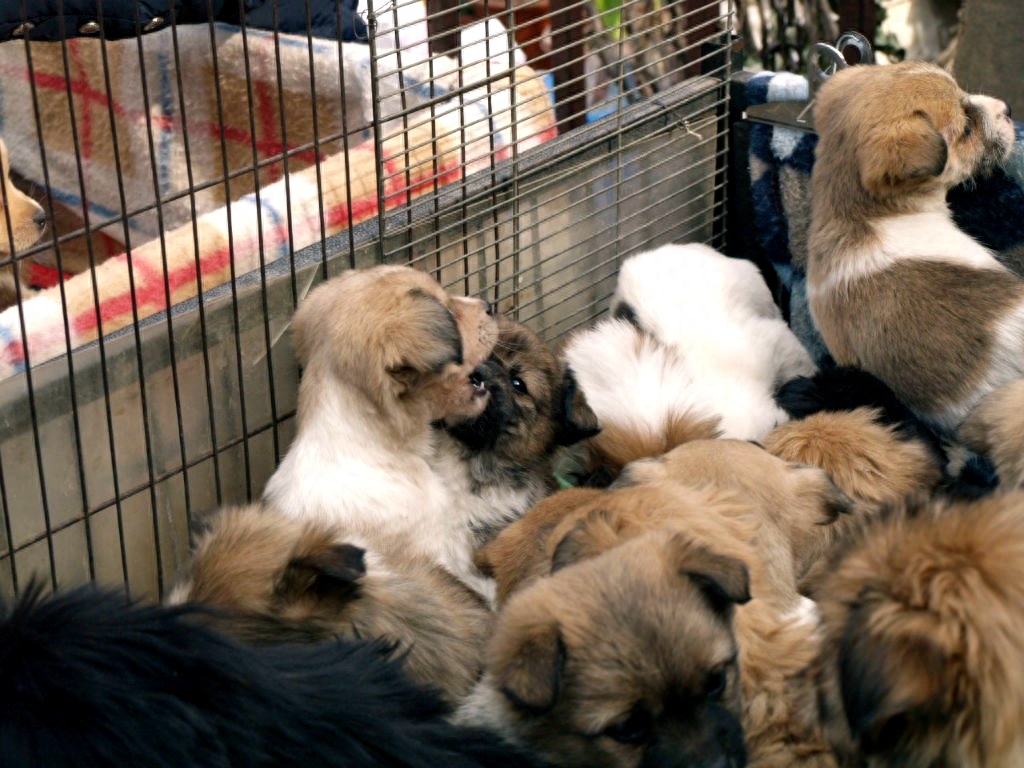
0;0;734;601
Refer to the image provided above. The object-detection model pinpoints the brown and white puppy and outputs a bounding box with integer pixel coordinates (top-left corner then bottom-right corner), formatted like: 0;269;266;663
434;316;599;565
261;265;498;597
0;139;47;310
959;377;1024;489
810;491;1024;767
458;529;751;768
168;505;492;706
806;61;1019;432
560;317;722;481
614;439;855;597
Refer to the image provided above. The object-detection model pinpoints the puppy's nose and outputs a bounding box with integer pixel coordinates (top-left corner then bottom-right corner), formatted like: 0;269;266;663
32;209;46;231
1005;102;1013;120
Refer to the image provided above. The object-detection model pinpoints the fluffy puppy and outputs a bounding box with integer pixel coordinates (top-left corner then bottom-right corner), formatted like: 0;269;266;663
0;584;544;768
434;315;599;554
806;61;1020;432
614;439;855;595
261;265;497;594
168;505;491;705
810;491;1024;767
609;242;816;440
560;317;722;478
763;408;943;511
960;377;1024;489
458;529;751;768
0;139;47;310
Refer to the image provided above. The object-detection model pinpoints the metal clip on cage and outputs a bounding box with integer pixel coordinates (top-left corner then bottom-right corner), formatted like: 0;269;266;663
743;31;874;133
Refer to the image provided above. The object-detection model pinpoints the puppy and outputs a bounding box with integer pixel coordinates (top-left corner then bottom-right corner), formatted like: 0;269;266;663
0;584;545;768
609;242;816;440
614;438;855;596
434;315;599;554
261;265;498;595
168;505;491;705
560;317;722;479
458;529;751;768
960;377;1024;489
0;138;47;310
465;484;837;767
806;61;1019;432
810;491;1024;767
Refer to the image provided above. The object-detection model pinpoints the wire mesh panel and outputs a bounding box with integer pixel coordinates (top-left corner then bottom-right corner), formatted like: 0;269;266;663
0;0;735;600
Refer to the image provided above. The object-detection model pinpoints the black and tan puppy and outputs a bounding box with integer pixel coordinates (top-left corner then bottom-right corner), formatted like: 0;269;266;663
0;583;544;768
806;61;1019;432
436;315;599;553
458;529;751;768
810;491;1024;767
169;505;492;705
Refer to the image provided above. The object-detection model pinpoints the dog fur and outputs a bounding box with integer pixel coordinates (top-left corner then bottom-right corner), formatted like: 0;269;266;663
0;583;544;768
810;491;1024;767
434;315;600;557
0;139;47;310
609;242;816;440
960;377;1024;489
806;61;1019;432
168;505;492;705
560;317;722;478
261;265;498;595
458;529;751;768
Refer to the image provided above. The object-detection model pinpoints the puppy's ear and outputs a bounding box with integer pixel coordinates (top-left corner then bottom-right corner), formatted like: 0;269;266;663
667;533;751;610
494;617;566;714
385;289;464;392
552;365;601;447
838;598;947;754
859;113;948;198
550;507;622;572
275;542;366;604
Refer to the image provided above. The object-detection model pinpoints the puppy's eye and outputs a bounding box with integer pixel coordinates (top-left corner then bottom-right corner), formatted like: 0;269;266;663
510;375;529;395
704;666;729;699
603;706;652;745
963;114;973;138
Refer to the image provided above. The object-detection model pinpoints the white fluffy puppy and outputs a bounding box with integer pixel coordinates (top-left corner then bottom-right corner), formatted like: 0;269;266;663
609;243;816;440
562;318;721;474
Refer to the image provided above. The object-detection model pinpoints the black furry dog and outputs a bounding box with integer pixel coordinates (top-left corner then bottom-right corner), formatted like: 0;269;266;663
775;363;997;498
0;584;545;768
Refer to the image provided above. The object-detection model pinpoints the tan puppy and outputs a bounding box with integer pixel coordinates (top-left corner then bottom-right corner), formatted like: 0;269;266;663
763;408;944;510
466;482;836;767
806;61;1019;432
458;529;751;768
960;378;1024;489
261;265;499;597
168;506;491;705
614;438;855;594
0;139;47;310
810;492;1024;767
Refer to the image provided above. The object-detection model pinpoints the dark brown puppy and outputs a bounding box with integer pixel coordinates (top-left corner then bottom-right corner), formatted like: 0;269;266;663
810;492;1024;767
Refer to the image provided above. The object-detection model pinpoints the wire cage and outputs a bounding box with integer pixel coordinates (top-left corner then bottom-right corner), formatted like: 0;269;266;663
0;0;736;601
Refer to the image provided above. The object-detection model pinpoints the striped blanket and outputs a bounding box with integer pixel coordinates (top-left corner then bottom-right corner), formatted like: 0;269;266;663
0;10;556;379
